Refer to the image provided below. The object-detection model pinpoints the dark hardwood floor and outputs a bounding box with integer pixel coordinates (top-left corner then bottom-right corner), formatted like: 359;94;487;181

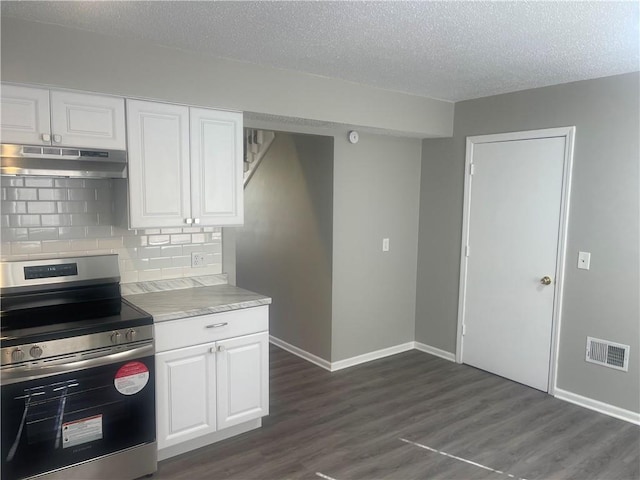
155;344;640;480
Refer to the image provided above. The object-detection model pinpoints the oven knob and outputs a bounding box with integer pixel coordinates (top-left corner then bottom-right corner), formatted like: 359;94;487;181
30;345;43;358
125;329;137;341
110;331;121;344
11;348;25;362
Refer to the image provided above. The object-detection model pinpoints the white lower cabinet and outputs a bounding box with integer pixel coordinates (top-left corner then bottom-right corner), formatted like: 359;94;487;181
154;306;269;456
156;343;217;449
216;332;269;430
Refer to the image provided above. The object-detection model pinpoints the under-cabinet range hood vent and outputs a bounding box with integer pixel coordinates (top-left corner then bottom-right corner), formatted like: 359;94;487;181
1;144;127;178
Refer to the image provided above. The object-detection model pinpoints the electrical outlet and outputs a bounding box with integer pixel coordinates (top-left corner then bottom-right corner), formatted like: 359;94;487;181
191;253;206;268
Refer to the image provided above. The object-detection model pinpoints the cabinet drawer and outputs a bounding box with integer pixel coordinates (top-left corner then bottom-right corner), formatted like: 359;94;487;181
155;305;268;353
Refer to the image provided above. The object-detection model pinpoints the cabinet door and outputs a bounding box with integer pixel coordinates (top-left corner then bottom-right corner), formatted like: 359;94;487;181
156;343;217;449
50;90;126;149
127;99;191;228
0;85;51;145
216;332;269;430
190;108;244;226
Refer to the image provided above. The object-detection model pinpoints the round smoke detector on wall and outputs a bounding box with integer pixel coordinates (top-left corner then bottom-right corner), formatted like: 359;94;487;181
348;130;359;144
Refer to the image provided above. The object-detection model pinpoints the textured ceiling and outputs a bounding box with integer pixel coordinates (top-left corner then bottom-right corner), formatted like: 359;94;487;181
2;1;638;102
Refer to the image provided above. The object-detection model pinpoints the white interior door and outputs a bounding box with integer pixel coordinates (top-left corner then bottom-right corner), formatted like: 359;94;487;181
459;129;573;391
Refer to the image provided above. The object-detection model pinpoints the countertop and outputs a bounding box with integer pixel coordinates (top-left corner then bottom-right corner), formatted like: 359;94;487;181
123;275;271;323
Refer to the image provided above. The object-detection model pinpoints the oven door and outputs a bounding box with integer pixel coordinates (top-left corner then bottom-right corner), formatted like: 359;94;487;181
1;348;155;480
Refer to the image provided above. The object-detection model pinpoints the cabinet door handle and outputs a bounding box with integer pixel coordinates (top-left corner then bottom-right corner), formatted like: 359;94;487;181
194;218;200;225
52;134;62;144
217;345;226;353
185;218;193;224
41;133;51;143
205;322;228;329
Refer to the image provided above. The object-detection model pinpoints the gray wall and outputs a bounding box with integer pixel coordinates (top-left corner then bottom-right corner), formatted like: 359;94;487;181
0;17;453;138
332;134;422;362
236;133;334;361
416;72;640;412
414;138;459;352
235;128;423;364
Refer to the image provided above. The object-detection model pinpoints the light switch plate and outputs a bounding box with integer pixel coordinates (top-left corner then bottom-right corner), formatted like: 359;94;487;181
578;251;591;270
382;238;390;252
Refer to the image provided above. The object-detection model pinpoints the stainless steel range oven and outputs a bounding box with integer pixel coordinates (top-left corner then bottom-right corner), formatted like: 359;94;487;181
0;255;156;480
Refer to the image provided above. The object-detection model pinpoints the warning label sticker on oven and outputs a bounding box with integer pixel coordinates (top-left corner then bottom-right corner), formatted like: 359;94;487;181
63;415;103;449
114;361;149;395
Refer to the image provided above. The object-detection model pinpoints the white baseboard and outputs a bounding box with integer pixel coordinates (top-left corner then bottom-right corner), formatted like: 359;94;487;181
269;335;332;371
554;387;640;425
269;337;415;372
331;342;415;371
414;342;456;362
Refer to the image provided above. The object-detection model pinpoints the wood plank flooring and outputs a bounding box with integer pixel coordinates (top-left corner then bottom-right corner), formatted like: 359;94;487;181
155;344;639;480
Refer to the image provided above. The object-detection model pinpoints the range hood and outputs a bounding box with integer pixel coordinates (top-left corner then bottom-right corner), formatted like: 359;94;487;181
1;144;127;178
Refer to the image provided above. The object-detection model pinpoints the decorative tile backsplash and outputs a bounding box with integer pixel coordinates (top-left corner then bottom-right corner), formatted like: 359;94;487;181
0;177;222;283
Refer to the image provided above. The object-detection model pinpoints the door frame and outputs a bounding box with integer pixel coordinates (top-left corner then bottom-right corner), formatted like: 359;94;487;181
455;127;576;394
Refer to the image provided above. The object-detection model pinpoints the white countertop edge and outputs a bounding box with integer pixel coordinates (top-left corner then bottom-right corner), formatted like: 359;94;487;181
149;298;272;323
121;274;228;295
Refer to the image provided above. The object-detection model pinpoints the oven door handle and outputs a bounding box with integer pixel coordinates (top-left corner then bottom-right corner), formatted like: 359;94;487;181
0;343;154;385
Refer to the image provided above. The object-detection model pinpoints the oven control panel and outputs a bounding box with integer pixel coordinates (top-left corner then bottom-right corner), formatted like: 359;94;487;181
1;325;154;367
24;262;78;280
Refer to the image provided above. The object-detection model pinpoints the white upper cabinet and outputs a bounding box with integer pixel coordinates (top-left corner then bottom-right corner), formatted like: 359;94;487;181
49;90;126;149
0;85;51;145
1;84;125;149
126;100;191;229
127;99;243;228
190;108;244;226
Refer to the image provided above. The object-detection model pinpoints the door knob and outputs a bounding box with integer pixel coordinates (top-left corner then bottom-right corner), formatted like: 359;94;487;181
540;276;552;286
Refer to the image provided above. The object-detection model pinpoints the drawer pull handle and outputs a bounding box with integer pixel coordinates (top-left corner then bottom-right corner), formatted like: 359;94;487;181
205;322;228;329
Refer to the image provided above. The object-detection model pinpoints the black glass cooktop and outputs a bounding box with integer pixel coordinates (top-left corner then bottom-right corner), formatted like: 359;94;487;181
0;299;153;348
